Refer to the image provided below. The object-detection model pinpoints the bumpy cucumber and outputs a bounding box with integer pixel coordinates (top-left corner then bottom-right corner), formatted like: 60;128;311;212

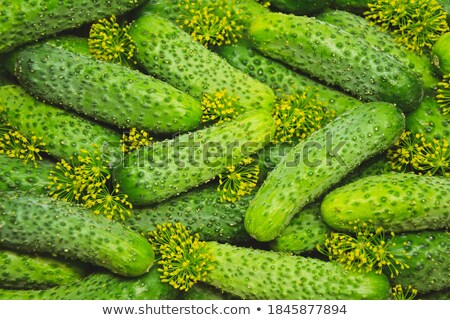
270;202;331;254
0;0;145;54
245;102;405;242
181;283;237;300
113;109;275;206
321;173;450;232
215;38;361;116
0;191;154;277
432;32;450;75
205;241;391;299
249;12;424;112
269;0;330;15
330;0;372;13
0;267;177;300
11;43;202;134
128;14;276;112
125;184;253;244
389;231;449;293
0;249;87;290
0;84;121;161
405;96;450;141
317;9;439;90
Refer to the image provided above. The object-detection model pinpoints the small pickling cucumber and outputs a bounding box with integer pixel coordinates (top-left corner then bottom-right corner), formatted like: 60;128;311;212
321;173;450;232
0;84;121;161
113;109;275;206
245;102;404;242
181;283;237;300
269;0;330;15
0;191;154;277
432;32;450;75
0;0;145;54
249;12;424;112
10;43;203;134
331;0;372;13
0;267;177;300
0;249;87;290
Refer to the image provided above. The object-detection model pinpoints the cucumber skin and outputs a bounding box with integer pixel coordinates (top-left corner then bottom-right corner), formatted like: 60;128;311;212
205;241;391;300
245;102;405;242
128;14;276;113
389;231;450;293
215;38;361;116
0;0;145;54
0;191;154;277
113;109;275;206
0;267;177;300
269;0;330;15
331;0;372;13
125;184;253;244
0;249;87;290
321;173;450;232
317;9;439;91
0;84;121;161
12;44;202;134
249;12;424;113
432;31;450;75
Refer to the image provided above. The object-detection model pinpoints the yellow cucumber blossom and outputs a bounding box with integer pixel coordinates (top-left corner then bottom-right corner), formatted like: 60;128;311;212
201;89;240;124
121;128;154;153
436;74;450;115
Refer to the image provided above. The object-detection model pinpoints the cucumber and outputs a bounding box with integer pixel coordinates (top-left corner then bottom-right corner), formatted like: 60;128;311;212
0;84;121;161
317;9;439;90
389;231;450;293
245;102;405;242
181;283;237;300
128;14;276;113
432;32;450;75
125;183;253;244
113;109;275;206
269;0;330;15
10;43;203;134
0;191;154;277
249;12;424;112
215;38;361;116
0;249;87;289
0;0;145;54
0;267;177;300
331;0;372;13
321;173;450;232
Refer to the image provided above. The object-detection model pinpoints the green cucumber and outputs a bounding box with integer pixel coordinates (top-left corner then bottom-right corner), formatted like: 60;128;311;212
0;249;87;289
10;43;203;134
249;12;424;112
181;283;237;300
321;173;450;232
389;231;449;293
0;0;145;54
317;9;439;90
245;102;405;242
432;32;450;75
269;0;330;15
0;84;121;161
205;241;391;299
419;288;450;300
331;0;372;14
0;154;52;193
0;267;177;300
125;184;253;244
128;14;276;112
113;109;275;206
215;38;361;116
0;191;154;277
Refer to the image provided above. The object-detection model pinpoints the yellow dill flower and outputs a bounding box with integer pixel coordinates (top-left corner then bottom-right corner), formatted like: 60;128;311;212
121;128;154;153
88;15;137;67
414;137;450;177
391;284;418;300
147;223;214;292
83;183;132;221
177;0;243;47
201;89;240;124
272;89;333;144
217;157;259;202
436;74;450;115
0;129;47;167
48;157;88;203
365;0;449;53
387;131;425;172
76;148;111;192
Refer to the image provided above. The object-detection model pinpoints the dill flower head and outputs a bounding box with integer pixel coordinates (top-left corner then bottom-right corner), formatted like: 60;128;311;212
387;131;425;172
436;74;450;115
48;157;87;203
147;223;214;292
0;129;47;167
88;15;137;67
391;284;418;300
177;0;244;47
83;183;132;221
201;89;240;125
365;0;449;52
272;89;333;144
121;128;154;153
414;137;450;177
217;157;259;202
76;148;111;192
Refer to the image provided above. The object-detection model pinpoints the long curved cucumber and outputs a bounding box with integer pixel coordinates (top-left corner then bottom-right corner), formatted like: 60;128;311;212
249;12;424;112
0;191;154;277
321;173;450;232
245;102;405;242
11;43;202;134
